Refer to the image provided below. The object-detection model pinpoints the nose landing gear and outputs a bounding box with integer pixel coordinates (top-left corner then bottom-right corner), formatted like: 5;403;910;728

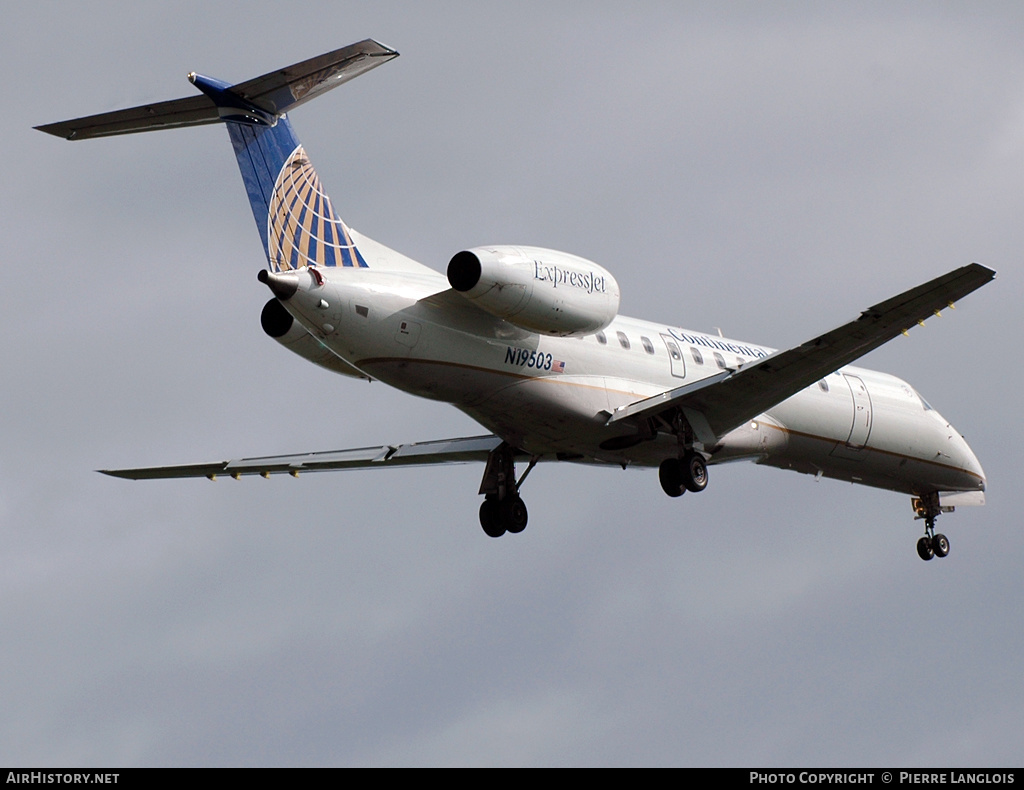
913;493;951;561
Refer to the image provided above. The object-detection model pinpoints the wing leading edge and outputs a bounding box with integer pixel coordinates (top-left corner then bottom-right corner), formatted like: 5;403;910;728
101;435;503;481
608;263;995;442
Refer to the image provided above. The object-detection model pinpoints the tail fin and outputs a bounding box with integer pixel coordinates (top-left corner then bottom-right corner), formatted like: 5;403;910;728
36;40;398;272
225;114;367;270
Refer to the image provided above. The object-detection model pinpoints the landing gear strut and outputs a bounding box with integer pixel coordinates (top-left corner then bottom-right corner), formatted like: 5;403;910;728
913;493;950;561
478;442;536;538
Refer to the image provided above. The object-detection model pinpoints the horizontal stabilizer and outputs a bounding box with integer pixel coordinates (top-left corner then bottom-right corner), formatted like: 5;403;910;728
609;263;996;440
36;39;398;140
225;39;398;115
101;435;504;481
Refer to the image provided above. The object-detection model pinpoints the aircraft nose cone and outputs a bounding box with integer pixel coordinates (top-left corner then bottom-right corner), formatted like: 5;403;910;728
967;446;987;491
258;269;298;300
952;430;986;491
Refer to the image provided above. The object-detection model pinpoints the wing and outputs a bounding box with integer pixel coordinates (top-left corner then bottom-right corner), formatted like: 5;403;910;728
101;435;503;481
608;263;995;443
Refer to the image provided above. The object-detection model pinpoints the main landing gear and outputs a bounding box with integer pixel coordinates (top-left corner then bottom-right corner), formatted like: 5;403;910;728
657;412;710;499
913;493;951;561
658;452;709;498
478;442;537;538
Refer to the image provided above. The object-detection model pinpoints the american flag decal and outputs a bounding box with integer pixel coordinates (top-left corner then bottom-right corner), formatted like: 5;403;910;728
552;359;566;373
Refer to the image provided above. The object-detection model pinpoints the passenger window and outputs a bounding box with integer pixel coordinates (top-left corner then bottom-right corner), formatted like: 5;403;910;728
596;331;607;345
617;331;630;350
641;336;655;354
690;347;704;365
818;379;829;393
713;352;727;370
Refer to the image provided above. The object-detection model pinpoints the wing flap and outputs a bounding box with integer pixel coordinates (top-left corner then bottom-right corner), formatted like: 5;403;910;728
609;263;995;438
101;435;503;481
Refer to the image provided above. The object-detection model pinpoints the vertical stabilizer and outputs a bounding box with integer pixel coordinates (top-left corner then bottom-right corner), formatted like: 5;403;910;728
226;119;367;271
36;40;399;272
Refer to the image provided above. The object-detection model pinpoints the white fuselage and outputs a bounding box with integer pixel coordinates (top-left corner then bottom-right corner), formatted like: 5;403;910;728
276;252;985;500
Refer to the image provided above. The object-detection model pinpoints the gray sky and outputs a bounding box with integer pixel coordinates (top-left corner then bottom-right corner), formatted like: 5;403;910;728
3;1;1022;766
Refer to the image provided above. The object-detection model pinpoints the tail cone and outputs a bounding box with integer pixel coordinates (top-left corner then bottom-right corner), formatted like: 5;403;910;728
258;269;298;300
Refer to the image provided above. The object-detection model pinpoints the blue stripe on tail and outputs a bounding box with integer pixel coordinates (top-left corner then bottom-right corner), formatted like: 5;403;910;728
226;116;367;271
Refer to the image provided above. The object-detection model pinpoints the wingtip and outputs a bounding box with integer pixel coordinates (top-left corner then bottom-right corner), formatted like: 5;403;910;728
968;262;997;279
366;38;400;57
34;122;74;140
97;469;133;479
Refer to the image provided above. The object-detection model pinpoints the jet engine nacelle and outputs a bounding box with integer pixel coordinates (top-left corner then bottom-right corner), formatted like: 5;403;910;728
447;246;620;336
260;299;368;379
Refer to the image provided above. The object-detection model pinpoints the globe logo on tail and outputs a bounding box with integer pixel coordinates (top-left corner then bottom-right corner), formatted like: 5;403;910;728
267;146;367;271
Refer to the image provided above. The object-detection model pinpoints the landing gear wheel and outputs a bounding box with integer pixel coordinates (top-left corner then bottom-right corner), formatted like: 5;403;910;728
683;452;708;493
932;533;950;558
916;536;934;561
502;496;529;534
659;458;686;498
479;499;505;538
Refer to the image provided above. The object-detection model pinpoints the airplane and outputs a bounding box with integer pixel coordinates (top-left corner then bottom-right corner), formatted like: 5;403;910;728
37;40;993;560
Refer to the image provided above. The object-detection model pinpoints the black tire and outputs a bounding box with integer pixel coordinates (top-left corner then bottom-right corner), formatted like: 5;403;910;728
932;533;950;558
659;458;686;498
479;499;505;538
501;496;529;534
916;536;934;561
683;452;708;493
